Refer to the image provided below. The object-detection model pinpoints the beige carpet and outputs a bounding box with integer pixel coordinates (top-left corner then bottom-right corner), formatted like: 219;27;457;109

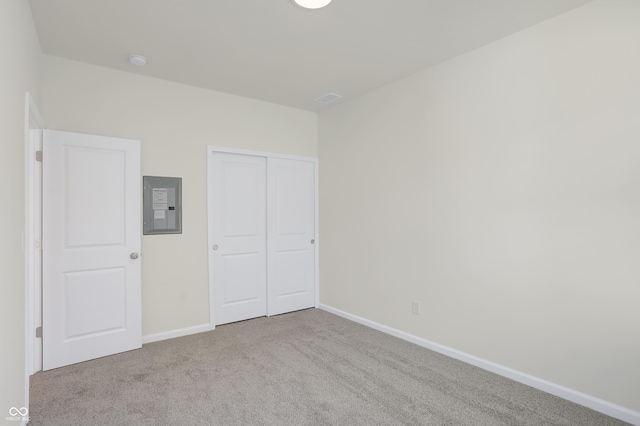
29;308;627;425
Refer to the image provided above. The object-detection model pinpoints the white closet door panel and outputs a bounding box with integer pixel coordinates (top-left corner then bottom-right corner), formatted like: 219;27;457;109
212;152;267;325
267;158;315;316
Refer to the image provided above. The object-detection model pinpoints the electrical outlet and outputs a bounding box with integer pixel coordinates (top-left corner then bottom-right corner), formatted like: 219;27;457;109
412;300;420;315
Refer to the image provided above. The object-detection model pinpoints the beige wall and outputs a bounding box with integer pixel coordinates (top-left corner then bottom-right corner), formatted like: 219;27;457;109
0;0;41;419
42;55;317;335
319;0;640;412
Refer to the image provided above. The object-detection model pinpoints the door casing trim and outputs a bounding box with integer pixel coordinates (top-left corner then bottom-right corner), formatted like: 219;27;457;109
24;92;44;412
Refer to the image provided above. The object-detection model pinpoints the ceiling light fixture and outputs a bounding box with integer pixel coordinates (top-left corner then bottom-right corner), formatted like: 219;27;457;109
128;54;147;66
291;0;332;10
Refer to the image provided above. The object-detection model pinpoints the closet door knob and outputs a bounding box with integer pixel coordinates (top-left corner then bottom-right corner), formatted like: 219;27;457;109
213;244;219;250
130;253;139;259
310;239;315;244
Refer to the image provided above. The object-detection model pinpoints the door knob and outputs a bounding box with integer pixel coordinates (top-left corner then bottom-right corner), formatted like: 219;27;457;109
213;244;219;250
130;252;139;259
310;239;315;244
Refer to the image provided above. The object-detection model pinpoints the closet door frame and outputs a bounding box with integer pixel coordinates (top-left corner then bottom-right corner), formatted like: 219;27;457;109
206;146;319;328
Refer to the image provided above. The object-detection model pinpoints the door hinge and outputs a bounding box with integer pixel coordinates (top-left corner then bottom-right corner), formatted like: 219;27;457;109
35;150;43;162
35;327;42;338
35;238;42;250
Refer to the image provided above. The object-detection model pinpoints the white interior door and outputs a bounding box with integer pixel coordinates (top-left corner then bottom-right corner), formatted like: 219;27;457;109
267;158;315;316
211;152;267;325
43;130;141;371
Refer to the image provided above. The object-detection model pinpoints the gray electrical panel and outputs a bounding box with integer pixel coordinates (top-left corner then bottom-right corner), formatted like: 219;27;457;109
143;176;182;235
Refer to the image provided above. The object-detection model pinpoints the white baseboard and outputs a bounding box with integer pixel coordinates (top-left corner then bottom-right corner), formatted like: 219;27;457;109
318;304;640;426
142;323;214;345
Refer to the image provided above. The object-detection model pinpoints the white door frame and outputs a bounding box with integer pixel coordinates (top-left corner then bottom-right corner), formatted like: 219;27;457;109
24;92;44;410
206;145;319;328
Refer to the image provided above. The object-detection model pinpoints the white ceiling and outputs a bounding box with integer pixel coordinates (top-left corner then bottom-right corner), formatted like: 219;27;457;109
28;0;592;112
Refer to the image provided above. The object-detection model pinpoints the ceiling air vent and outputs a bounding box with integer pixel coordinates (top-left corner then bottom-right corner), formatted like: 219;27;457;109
315;93;342;104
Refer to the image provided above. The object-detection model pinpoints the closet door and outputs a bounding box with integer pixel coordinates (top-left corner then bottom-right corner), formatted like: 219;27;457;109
267;158;316;316
211;152;267;325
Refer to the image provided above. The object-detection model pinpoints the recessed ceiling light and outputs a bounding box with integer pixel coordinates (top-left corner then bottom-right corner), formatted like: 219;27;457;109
128;54;147;66
292;0;332;10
